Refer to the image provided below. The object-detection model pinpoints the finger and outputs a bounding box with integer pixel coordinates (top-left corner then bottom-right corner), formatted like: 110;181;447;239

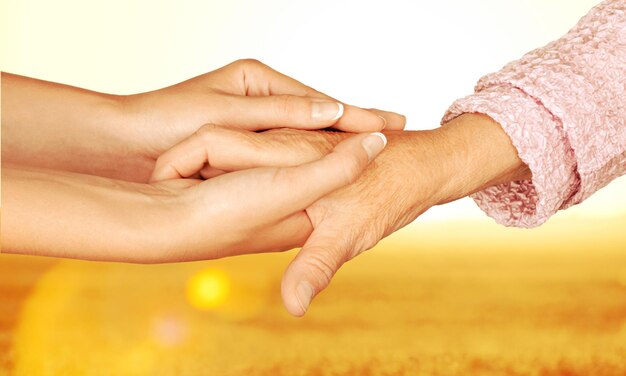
280;224;354;317
334;105;388;133
258;132;387;215
150;125;329;182
367;108;407;130
225;60;388;132
219;95;386;132
221;95;344;130
197;131;387;222
236;59;323;98
199;166;227;179
150;124;220;182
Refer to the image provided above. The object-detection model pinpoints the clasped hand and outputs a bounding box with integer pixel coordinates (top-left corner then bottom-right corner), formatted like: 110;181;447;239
139;60;409;316
2;60;405;316
3;59;527;316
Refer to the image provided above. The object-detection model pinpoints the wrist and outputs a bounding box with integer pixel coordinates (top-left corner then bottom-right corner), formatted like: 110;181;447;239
1;73;155;182
121;90;206;161
378;112;530;216
435;113;531;204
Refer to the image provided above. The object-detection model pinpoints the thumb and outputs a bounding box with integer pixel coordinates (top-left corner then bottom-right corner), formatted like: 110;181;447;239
281;225;356;317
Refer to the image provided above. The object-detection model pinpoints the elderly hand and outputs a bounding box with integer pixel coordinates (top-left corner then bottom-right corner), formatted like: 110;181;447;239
151;114;531;316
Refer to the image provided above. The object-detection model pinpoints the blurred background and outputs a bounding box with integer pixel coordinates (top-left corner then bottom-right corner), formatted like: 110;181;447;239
1;0;625;375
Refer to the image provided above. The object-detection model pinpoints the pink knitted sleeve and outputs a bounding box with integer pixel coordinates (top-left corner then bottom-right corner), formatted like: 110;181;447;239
442;0;626;228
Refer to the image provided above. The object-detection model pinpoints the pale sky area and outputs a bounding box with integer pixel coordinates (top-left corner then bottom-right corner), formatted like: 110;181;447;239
2;0;623;221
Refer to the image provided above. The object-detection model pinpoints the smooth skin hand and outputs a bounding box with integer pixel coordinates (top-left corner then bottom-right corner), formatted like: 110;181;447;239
1;59;405;182
1;132;386;263
151;114;532;316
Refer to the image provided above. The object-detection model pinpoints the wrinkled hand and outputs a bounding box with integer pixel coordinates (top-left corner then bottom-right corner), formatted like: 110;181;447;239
150;132;387;264
152;115;530;316
151;125;448;315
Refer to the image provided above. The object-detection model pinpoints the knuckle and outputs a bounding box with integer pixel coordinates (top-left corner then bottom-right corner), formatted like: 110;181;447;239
195;123;218;140
234;58;262;68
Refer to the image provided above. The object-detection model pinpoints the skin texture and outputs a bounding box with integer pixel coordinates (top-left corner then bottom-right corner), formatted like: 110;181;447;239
1;60;399;268
150;114;531;316
1;60;405;182
1;132;386;263
1;60;530;317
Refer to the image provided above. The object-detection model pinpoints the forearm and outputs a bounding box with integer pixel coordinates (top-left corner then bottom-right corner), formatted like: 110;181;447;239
0;166;166;261
287;116;530;236
1;73;153;181
260;118;531;314
370;114;529;212
435;113;531;203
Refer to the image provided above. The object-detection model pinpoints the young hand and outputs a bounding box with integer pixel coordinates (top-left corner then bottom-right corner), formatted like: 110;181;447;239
2;61;404;182
1;132;386;264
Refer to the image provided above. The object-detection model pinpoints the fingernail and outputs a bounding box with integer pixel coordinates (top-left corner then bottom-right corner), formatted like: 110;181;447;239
361;132;387;161
312;101;344;122
295;281;315;314
377;115;387;130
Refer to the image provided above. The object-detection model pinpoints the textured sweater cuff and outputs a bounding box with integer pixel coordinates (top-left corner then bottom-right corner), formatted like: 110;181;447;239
442;85;580;228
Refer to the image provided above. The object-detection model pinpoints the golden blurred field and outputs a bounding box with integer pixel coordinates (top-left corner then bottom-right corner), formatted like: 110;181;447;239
1;216;626;376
